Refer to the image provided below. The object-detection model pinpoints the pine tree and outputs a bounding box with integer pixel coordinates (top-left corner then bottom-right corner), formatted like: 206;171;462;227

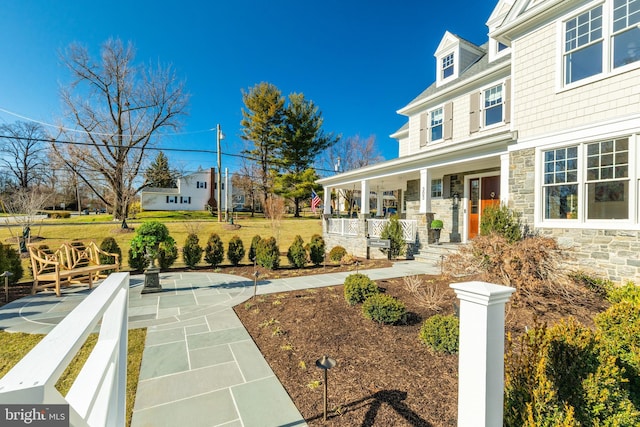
145;151;177;188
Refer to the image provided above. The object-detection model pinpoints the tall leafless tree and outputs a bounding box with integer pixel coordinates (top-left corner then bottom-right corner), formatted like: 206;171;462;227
52;39;189;220
324;135;383;215
0;121;49;189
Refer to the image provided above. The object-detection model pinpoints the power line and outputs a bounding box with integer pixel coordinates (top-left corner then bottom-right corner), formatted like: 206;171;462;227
0;134;338;175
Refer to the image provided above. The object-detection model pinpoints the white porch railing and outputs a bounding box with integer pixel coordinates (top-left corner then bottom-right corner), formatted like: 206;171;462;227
367;219;417;242
327;218;360;236
0;272;130;427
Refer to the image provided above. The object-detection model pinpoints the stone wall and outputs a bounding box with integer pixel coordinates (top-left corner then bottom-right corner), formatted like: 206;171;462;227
509;148;535;227
539;228;640;284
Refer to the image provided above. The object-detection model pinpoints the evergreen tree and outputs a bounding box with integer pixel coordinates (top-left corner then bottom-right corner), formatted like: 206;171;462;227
144;151;177;188
276;93;338;216
240;82;285;203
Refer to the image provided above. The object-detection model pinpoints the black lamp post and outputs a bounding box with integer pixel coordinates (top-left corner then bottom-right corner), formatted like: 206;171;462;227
316;355;337;421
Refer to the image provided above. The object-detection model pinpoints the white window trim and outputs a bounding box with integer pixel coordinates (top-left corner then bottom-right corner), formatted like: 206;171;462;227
556;0;640;93
431;178;443;198
480;81;506;130
437;49;458;86
535;133;639;230
489;38;511;62
429;106;445;143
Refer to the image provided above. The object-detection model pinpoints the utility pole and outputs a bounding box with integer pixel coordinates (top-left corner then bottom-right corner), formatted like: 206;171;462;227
217;124;224;222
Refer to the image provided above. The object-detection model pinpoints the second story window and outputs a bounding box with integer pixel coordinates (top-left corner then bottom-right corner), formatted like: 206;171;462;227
430;108;443;141
612;0;640;68
442;53;454;79
564;5;603;84
483;84;503;126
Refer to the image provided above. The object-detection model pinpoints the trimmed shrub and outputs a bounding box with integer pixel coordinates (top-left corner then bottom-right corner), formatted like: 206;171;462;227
157;241;178;270
287;235;307;268
129;221;176;270
362;294;407;324
607;281;640;305
99;237;121;273
419;314;459;354
329;246;347;263
307;234;325;266
204;233;224;268
248;235;262;264
182;233;203;269
343;273;378;306
380;216;406;259
227;235;245;266
0;243;23;285
128;247;146;271
504;318;640;427
480;203;522;243
256;237;279;270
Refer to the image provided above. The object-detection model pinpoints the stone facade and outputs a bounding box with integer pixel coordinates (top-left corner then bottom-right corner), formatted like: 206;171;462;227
508;148;535;226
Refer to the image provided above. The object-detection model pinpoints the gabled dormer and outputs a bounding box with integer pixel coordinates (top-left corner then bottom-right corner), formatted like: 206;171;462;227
435;31;485;87
486;0;515;62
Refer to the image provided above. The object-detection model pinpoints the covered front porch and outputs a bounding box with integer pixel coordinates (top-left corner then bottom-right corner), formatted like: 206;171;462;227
317;132;514;257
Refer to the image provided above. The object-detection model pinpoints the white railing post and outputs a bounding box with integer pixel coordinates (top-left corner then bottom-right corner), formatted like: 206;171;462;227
0;273;129;427
450;281;515;427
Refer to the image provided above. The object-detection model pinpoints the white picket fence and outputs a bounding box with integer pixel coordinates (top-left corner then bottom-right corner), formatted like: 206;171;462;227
0;272;130;427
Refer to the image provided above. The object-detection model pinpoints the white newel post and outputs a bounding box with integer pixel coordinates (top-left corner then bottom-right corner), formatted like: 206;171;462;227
323;187;331;215
451;281;516;427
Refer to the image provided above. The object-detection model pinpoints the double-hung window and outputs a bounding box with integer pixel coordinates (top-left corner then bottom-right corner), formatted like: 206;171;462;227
431;179;443;198
612;0;640;68
442;53;454;79
543;146;579;219
430;108;443;141
564;6;603;84
483;84;503;126
542;138;630;221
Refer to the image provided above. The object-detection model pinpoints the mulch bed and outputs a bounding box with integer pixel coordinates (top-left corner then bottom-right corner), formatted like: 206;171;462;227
233;272;609;426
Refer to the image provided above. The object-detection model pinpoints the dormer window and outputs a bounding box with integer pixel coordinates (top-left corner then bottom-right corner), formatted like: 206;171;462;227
497;41;508;52
442;53;455;79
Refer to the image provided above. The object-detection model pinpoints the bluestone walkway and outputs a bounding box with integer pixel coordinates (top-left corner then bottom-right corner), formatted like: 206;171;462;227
0;260;440;427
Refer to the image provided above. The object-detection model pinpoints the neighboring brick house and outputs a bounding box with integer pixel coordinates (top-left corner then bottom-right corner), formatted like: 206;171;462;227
318;0;640;282
141;168;232;212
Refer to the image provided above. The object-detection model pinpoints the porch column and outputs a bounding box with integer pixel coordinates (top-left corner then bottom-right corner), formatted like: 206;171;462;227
419;168;430;214
451;281;516;427
376;189;383;217
500;153;509;205
323;186;331;215
360;180;370;215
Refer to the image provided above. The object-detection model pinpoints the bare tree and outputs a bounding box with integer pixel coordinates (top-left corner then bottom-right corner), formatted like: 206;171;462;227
1;188;50;252
52;39;189;220
231;158;261;216
0;121;49;189
324;135;383;215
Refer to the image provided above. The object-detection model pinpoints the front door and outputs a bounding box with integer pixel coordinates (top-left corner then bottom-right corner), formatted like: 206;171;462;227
468;176;500;239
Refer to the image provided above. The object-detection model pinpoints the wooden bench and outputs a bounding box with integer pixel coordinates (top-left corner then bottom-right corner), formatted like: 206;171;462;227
28;241;120;297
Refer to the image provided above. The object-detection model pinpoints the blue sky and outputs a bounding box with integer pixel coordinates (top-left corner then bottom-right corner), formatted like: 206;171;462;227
0;1;496;177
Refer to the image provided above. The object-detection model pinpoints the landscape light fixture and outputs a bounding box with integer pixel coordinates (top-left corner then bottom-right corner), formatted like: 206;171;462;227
316;355;337;421
253;270;259;298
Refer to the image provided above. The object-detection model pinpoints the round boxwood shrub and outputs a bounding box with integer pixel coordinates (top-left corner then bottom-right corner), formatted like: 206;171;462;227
0;243;23;284
204;233;225;268
248;235;262;264
227;235;245;266
129;221;176;270
343;273;379;306
99;237;121;273
256;236;280;270
307;234;325;266
419;314;460;354
287;235;307;268
329;245;347;263
362;294;407;324
182;233;203;269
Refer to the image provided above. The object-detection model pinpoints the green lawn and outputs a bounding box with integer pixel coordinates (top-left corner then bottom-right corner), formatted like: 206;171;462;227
1;212;324;277
0;328;147;427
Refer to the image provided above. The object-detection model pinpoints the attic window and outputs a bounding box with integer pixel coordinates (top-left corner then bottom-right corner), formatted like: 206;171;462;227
497;42;508;52
442;53;455;79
